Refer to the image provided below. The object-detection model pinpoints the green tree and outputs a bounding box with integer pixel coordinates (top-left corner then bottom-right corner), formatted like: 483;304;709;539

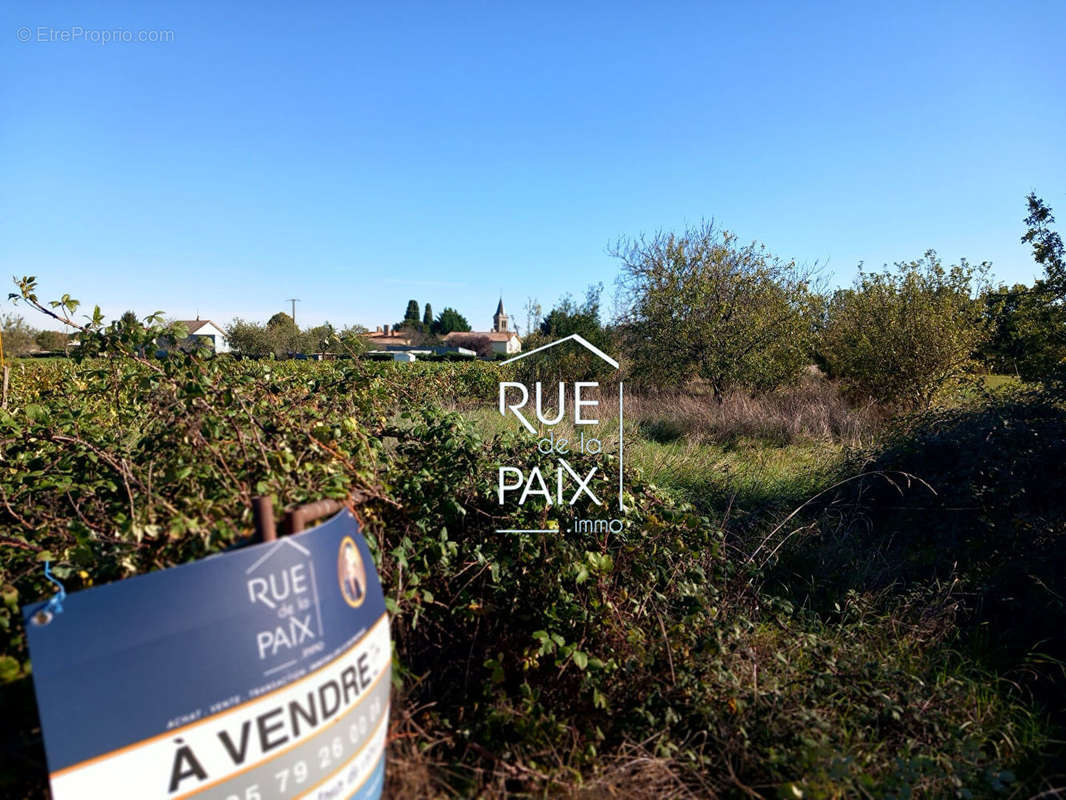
401;299;422;331
333;324;370;357
538;284;606;339
1;313;38;357
300;322;335;355
516;284;616;383
819;251;988;408
1022;192;1065;295
1018;193;1066;389
422;303;434;330
434;307;471;335
266;312;300;355
34;330;67;352
979;283;1066;380
224;319;274;357
613;221;816;397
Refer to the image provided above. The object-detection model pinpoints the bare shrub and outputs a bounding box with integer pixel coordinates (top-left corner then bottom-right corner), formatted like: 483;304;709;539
448;333;494;358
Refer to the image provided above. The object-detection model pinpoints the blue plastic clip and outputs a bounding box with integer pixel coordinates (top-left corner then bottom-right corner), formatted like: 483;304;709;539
33;561;67;626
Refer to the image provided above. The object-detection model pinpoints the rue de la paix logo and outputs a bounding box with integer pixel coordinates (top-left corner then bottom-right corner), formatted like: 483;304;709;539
493;334;625;536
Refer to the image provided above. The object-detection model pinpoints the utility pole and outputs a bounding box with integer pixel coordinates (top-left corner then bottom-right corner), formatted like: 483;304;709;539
286;298;300;327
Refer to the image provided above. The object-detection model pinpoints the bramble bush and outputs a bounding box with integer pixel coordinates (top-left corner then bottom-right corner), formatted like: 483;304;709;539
0;348;734;795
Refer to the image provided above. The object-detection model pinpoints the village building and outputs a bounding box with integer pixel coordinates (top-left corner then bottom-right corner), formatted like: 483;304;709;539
174;320;230;353
365;299;522;357
442;298;522;355
363;324;418;350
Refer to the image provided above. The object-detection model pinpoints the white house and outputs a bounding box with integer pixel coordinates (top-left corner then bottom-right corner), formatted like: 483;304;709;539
175;320;230;354
484;331;522;355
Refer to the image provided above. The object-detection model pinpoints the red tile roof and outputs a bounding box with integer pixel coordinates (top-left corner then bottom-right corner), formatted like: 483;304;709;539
443;331;519;342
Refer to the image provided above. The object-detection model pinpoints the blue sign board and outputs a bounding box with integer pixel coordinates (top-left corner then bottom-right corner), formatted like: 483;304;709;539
22;509;390;800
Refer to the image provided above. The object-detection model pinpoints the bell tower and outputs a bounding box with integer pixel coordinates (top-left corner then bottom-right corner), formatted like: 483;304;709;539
492;297;509;333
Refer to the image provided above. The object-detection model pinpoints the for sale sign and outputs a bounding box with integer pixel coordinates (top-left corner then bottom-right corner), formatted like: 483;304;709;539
22;509;389;800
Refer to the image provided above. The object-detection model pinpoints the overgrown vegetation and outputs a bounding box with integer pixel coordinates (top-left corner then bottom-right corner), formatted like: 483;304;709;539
978;283;1066;380
225;313;370;358
2;281;1064;797
513;284;617;386
3;195;1065;796
1;314;44;358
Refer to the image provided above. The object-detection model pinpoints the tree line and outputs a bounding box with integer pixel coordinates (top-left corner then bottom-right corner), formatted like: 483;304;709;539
0;316;74;356
395;300;472;336
6;193;1062;404
0;298;481;360
223;313;369;358
224;300;479;358
521;193;1065;409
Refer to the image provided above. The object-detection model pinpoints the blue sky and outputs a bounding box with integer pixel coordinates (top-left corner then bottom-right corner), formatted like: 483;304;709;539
2;1;1064;332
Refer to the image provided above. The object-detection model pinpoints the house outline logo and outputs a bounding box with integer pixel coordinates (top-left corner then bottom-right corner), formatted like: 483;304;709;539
244;537;312;576
495;335;626;535
500;333;620;370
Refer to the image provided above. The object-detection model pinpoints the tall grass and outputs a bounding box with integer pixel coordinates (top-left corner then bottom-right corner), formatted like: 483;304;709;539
628;376;879;448
464;375;878;448
458;376;876;519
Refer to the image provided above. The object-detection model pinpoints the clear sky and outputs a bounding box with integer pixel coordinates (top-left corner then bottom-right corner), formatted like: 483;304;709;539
2;1;1064;332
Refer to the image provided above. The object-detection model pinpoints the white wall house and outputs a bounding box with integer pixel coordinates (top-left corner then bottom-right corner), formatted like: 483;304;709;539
175;320;230;353
485;331;522;355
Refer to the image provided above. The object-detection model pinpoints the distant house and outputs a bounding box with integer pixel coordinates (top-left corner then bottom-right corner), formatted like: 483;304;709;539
364;300;521;357
365;346;477;362
442;299;522;355
174;320;230;354
362;325;418;350
443;330;521;355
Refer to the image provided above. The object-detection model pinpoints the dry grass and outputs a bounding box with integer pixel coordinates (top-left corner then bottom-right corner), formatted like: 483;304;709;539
385;691;716;798
627;376;880;448
456;374;876;518
571;745;718;799
386;719;715;799
462;373;878;450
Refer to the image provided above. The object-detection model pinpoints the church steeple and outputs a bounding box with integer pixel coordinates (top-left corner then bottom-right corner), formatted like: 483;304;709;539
493;297;508;332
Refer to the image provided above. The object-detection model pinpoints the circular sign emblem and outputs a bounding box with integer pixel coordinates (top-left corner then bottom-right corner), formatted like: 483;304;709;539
337;536;367;608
